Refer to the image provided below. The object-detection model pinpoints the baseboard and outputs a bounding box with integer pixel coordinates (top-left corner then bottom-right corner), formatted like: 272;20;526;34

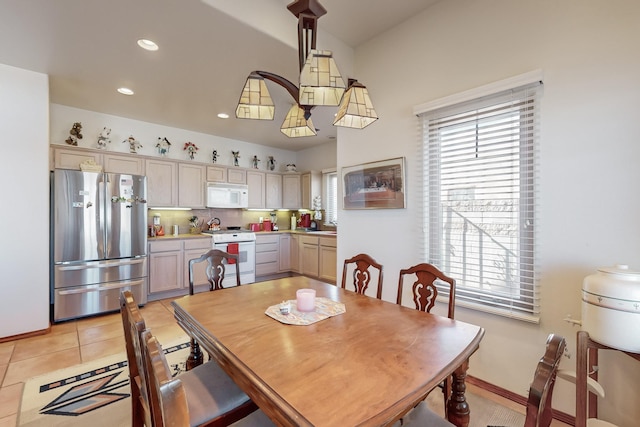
0;326;51;343
467;375;575;425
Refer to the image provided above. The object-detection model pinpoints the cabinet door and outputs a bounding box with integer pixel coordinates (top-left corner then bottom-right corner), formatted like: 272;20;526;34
54;148;103;170
279;234;291;272
149;251;183;293
178;163;205;208
206;166;227;182
300;236;319;277
227;168;247;184
146;159;178;207
301;171;321;210
265;173;282;209
290;234;300;273
247;171;265;209
282;174;301;209
319;238;337;283
184;248;210;291
104;154;144;175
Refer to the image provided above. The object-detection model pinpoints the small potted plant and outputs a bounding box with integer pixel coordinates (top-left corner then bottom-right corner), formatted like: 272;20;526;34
188;216;200;234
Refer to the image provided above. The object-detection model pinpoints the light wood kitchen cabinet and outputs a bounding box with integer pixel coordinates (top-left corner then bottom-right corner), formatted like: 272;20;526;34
319;237;337;283
282;173;301;209
103;154;145;175
182;238;213;291
146;159;178;207
300;235;319;278
255;234;280;277
148;240;183;294
54;148;102;170
290;234;300;273
247;170;265;208
227;168;247;184
206;165;227;182
279;234;291;271
265;173;282;209
301;171;321;210
178;163;206;208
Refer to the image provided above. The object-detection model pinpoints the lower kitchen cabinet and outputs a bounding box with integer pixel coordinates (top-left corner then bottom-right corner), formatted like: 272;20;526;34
319;237;337;283
290;234;300;273
148;240;183;294
148;237;211;298
256;234;280;277
279;234;291;271
300;235;320;278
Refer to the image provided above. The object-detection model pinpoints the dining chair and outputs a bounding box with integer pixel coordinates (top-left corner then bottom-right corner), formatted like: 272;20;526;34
142;329;273;427
187;249;240;369
400;334;567;427
341;253;384;299
120;290;263;427
396;262;456;415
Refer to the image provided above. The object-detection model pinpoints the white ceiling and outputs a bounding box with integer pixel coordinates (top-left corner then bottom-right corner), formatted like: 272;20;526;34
0;0;439;151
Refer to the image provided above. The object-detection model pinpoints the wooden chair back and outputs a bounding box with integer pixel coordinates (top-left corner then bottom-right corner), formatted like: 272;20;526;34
341;253;384;299
525;334;566;427
120;290;151;427
396;263;456;319
142;330;191;427
188;249;240;295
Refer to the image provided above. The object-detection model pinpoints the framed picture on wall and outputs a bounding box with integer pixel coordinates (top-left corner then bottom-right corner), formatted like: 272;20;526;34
342;157;406;209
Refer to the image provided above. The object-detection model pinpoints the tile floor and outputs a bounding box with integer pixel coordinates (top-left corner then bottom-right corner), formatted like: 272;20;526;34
0;298;569;427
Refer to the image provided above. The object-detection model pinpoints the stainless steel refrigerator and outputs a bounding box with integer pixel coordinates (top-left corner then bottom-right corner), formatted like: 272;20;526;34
51;169;148;322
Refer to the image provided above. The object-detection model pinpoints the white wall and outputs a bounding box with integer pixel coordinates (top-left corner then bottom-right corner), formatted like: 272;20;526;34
50;104;299;172
338;1;640;425
0;64;50;337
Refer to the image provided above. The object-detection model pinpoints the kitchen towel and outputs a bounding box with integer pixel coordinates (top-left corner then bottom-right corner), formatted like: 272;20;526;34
227;243;238;264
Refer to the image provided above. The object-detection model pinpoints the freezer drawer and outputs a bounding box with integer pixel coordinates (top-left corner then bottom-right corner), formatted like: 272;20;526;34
54;257;147;289
53;277;148;322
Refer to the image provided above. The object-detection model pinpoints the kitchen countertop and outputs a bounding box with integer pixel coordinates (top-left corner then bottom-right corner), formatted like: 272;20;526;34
148;230;337;240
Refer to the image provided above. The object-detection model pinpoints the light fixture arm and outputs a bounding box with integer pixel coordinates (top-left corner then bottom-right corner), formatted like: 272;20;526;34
253;70;314;120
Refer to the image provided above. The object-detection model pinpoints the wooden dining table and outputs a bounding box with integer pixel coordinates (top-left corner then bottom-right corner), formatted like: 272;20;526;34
171;276;485;427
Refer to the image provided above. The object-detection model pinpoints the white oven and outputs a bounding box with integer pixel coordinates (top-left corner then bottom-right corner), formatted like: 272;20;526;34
204;230;256;284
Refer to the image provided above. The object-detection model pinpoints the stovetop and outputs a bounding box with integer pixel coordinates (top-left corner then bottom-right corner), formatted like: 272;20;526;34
202;228;256;242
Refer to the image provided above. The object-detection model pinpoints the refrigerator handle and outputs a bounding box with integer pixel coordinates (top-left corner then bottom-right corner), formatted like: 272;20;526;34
56;257;146;271
58;279;145;295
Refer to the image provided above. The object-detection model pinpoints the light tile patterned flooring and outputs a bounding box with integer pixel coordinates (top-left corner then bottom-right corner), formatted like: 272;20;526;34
0;298;569;427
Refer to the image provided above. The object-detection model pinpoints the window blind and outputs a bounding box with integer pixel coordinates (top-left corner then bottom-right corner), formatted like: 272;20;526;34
420;82;541;322
323;170;338;225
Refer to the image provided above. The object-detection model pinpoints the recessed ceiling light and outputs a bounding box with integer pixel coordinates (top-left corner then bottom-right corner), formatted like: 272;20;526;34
217;113;230;119
117;87;134;95
137;39;159;51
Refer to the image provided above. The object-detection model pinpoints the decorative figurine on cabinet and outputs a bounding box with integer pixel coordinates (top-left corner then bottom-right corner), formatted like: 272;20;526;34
212;150;218;163
232;150;240;166
123;135;142;154
156;137;171;156
286;163;297;172
252;155;260;169
65;122;83;146
267;156;276;171
97;127;111;149
183;142;199;160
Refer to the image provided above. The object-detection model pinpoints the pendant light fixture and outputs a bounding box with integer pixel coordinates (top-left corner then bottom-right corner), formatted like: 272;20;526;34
235;0;378;137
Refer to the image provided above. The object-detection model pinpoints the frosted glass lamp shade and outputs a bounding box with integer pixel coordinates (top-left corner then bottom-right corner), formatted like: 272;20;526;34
280;105;317;137
333;82;378;129
299;50;346;106
235;74;275;120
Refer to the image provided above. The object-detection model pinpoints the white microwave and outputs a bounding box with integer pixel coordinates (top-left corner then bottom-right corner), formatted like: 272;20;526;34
206;183;249;208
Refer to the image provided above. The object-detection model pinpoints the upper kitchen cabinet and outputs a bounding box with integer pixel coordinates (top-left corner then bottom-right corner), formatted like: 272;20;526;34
53;148;102;170
247;170;265;209
301;171;321;210
206;165;247;184
103;154;145;175
178;163;206;208
146;159;178;207
282;173;301;209
265;172;282;210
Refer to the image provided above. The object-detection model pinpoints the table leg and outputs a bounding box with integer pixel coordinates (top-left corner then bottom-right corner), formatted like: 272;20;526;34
447;360;470;427
186;337;204;371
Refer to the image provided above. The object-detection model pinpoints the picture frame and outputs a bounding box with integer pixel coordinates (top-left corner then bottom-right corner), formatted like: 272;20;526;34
342;157;406;209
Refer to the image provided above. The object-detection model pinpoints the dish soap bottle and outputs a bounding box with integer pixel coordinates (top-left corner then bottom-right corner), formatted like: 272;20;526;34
290;214;297;230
